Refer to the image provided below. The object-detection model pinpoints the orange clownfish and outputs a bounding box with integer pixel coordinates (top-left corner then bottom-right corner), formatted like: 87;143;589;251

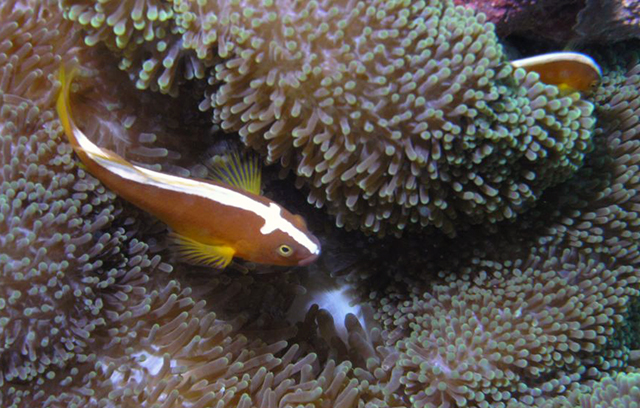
510;51;602;94
56;66;321;269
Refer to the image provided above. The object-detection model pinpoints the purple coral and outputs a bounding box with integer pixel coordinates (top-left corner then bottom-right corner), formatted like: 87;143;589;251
455;0;640;45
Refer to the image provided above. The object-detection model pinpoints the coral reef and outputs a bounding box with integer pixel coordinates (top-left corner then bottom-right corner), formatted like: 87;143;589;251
2;1;640;408
455;0;640;46
453;0;581;43
575;0;640;43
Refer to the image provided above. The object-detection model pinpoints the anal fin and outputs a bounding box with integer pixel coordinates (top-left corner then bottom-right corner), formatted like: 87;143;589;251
169;232;235;269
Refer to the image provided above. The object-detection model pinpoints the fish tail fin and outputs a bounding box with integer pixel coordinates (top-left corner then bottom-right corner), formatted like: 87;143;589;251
56;65;137;171
56;64;82;150
205;150;262;195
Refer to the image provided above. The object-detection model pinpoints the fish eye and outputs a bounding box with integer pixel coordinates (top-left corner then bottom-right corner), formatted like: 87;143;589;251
278;244;293;257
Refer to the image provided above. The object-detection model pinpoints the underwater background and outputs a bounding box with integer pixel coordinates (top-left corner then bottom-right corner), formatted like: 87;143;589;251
1;0;640;407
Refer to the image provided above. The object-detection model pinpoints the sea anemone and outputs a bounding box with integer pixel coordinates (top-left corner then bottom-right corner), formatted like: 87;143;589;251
187;0;596;237
375;250;637;407
3;1;640;407
59;0;212;95
0;0;175;398
59;0;596;237
365;47;640;407
533;372;640;407
58;0;173;52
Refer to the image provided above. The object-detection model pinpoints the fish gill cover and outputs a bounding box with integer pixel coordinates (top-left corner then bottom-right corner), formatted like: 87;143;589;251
0;0;639;407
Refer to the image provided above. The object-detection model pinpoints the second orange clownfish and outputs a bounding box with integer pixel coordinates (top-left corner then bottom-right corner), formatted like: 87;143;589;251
510;51;602;94
56;66;321;269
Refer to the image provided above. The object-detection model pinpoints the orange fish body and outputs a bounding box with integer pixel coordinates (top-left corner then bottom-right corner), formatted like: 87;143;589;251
56;66;320;268
510;51;602;94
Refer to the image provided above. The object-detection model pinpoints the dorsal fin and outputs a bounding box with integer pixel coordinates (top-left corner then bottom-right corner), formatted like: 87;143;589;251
205;150;262;195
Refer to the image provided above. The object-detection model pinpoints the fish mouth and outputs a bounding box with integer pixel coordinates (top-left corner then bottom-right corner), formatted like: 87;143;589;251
298;234;321;266
298;253;319;267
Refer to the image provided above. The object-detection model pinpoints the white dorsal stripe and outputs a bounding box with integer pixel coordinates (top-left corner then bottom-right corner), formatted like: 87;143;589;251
74;126;320;255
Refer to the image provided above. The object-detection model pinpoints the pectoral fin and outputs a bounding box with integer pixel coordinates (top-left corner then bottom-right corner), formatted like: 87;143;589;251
170;233;235;269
